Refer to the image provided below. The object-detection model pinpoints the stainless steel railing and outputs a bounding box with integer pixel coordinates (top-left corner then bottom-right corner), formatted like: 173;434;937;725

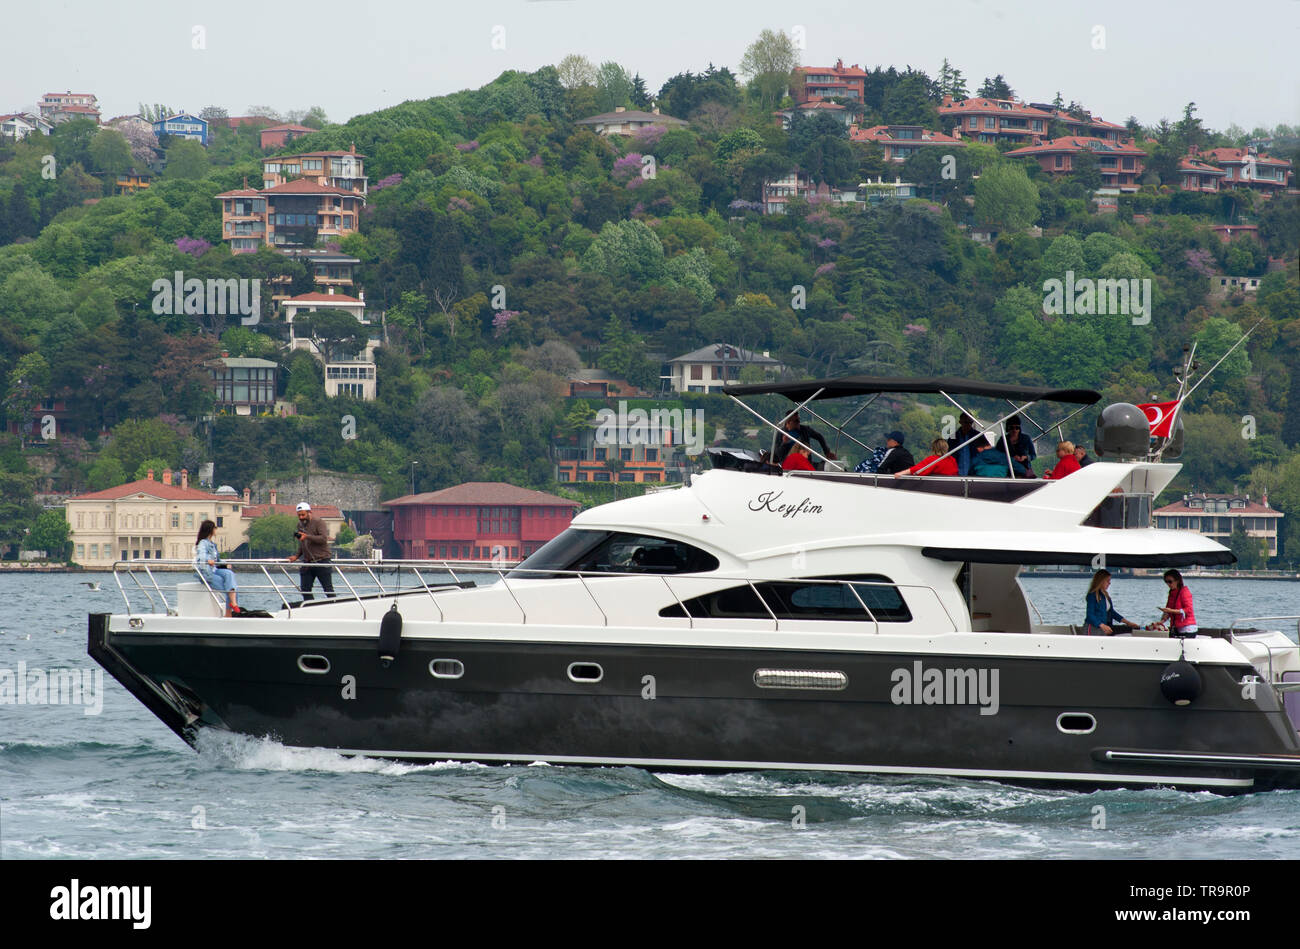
111;559;959;633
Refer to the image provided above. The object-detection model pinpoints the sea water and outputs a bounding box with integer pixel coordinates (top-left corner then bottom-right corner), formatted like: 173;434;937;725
1;572;1297;859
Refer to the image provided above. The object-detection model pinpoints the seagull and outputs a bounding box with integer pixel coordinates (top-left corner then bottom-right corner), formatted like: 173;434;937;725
81;581;102;591
54;628;67;635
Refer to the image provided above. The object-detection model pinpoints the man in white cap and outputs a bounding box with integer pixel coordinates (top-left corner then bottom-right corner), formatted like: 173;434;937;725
287;501;334;600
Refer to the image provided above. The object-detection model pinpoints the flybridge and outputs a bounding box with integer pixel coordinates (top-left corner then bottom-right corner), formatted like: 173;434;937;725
721;374;1101;479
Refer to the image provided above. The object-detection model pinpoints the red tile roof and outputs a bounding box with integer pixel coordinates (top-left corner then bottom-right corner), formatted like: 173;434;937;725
70;478;228;503
1201;147;1291;168
241;503;343;519
261;123;315;133
1006;135;1145;157
1154;494;1281;516
56;104;100;114
216;188;263;197
1178;157;1226;175
795;63;868;78
266;149;367;159
850;124;964;146
286;291;362;303
260;179;361;195
384;482;580;508
940;97;1054;119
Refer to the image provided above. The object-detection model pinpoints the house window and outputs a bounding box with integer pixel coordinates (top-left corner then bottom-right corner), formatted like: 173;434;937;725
185;513;194;529
76;544;85;559
620;448;633;461
216;516;223;527
90;544;99;559
645;449;658;462
690;365;703;380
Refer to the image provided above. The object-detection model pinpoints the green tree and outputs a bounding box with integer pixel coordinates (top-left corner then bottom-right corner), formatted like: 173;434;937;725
1227;520;1268;569
557;54;596;90
247;512;299;557
104;419;183;477
25;508;70;560
134;458;172;481
978;75;1014;99
596;315;656;390
4;353;51;447
294;310;366;363
87;456;127;490
594;61;633;113
0;471;39;548
164;139;210;179
973;162;1039;231
739;29;798;108
88;128;132;177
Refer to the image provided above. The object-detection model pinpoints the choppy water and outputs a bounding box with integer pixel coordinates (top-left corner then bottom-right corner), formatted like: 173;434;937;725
2;572;1298;859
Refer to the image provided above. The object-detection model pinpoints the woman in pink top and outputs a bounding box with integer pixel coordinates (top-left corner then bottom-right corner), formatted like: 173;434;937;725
1158;569;1197;634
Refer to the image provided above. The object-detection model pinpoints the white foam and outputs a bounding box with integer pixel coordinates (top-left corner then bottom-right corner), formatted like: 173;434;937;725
195;731;478;776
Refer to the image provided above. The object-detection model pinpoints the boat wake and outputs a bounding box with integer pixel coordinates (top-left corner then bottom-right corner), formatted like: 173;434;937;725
193;730;486;776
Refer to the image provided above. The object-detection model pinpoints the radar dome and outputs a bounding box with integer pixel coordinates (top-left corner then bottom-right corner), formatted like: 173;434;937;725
1094;403;1149;459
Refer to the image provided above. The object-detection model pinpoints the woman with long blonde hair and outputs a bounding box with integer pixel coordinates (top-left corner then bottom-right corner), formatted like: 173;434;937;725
1083;569;1136;635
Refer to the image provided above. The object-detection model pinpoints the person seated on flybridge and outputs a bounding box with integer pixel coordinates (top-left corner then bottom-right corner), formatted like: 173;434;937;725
996;416;1036;477
781;443;816;471
874;431;914;475
893;438;958;478
1042;440;1082;480
967;440;1011;477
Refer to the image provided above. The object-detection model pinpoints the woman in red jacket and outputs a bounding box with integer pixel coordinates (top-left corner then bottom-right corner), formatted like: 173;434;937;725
782;443;816;471
1158;569;1198;635
894;438;959;477
1042;440;1082;480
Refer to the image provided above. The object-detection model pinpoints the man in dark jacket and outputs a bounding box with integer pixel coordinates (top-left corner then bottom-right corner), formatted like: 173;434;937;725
996;417;1036;477
773;412;837;468
287;501;335;600
876;431;915;475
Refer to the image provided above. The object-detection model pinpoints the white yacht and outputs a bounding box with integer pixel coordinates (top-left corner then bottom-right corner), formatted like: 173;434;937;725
90;377;1300;791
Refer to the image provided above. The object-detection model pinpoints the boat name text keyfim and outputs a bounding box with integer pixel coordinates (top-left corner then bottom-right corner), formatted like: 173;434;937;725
747;491;824;519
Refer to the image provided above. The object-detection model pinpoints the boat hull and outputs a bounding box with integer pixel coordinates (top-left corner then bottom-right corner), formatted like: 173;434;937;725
89;614;1300;792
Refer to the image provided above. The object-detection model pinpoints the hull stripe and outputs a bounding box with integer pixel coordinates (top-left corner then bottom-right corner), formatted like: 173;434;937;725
318;746;1254;788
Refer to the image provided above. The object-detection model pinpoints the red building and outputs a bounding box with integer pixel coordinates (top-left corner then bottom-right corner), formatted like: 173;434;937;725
1005;136;1146;191
793;60;866;104
260;123;316;150
1197;146;1293;195
849;124;965;162
939;95;1053;144
384;482;579;561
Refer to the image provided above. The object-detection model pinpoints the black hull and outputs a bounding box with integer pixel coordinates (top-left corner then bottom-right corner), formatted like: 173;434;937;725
88;614;1300;792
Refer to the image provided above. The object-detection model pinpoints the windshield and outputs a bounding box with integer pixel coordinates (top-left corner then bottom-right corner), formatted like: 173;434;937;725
509;529;720;578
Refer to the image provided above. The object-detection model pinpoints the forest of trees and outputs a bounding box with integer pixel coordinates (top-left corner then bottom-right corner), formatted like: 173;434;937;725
1;41;1297;562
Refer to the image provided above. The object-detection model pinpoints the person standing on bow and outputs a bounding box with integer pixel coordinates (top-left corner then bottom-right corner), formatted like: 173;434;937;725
1083;569;1136;635
287;501;335;600
1158;569;1197;635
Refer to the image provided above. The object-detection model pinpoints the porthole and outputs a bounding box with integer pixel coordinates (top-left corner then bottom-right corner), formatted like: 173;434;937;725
430;658;465;679
567;662;603;683
1056;712;1096;735
298;654;330;674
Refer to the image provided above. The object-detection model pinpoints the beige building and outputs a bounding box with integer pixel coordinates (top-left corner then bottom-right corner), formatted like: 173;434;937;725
1154;492;1284;559
66;470;246;566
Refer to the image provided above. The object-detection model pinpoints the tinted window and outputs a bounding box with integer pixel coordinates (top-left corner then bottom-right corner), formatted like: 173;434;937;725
660;575;910;622
510;529;719;578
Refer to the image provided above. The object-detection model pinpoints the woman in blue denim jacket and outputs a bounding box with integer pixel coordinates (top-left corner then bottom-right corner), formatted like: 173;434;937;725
194;519;240;616
1083;569;1136;635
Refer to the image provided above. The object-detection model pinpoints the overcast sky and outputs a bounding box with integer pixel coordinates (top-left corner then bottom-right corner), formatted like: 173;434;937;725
9;0;1297;132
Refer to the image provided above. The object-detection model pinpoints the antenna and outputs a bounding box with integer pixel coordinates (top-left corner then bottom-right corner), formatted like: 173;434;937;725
1151;320;1262;461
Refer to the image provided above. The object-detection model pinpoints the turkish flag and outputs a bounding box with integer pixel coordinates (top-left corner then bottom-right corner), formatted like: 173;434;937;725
1137;401;1181;438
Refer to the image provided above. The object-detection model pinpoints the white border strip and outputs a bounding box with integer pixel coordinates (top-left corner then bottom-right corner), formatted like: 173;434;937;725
320;747;1254;788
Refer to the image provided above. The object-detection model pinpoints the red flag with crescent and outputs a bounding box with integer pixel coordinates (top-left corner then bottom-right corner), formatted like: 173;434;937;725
1137;401;1180;438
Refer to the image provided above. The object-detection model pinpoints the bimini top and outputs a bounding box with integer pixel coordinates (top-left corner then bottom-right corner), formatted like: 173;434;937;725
724;375;1101;405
